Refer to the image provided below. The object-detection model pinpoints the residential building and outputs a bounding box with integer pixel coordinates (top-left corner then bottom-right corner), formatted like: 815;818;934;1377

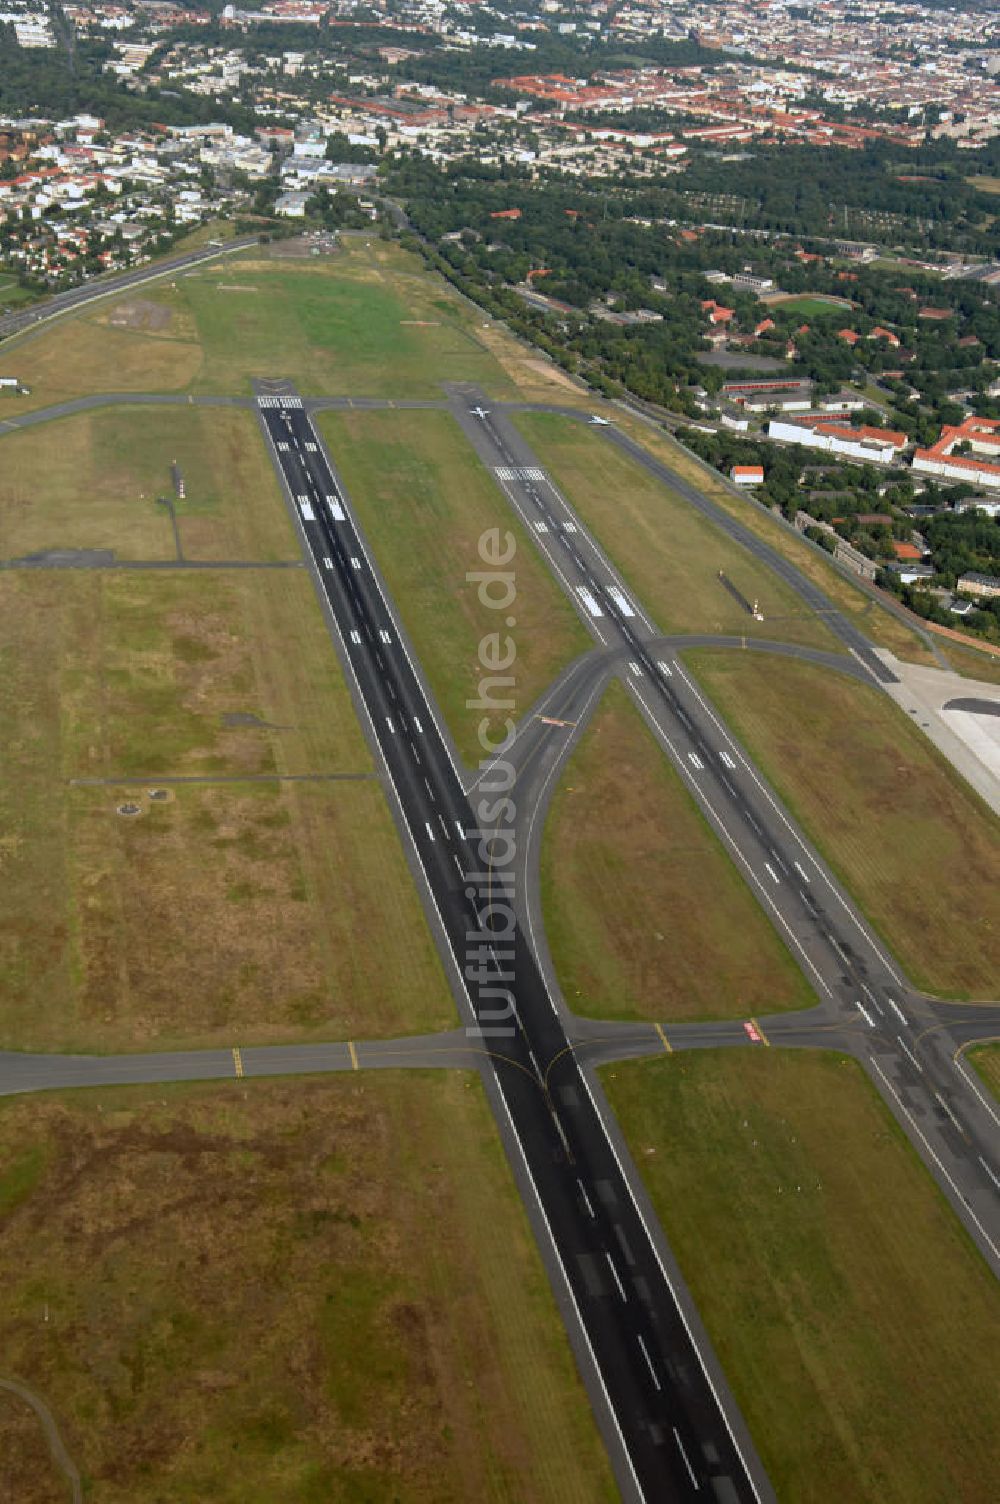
958;572;1000;600
730;464;764;485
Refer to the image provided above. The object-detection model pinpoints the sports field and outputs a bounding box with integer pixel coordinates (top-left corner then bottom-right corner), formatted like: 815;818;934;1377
603;1050;1000;1504
319;408;591;765
0;1074;615;1504
767;295;855;317
541;683;813;1020
687;651;1000;997
514;412;837;651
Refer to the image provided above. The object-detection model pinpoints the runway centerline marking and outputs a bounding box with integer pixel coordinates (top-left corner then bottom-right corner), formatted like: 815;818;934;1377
348;1040;359;1071
232;1047;244;1079
654;1022;672;1054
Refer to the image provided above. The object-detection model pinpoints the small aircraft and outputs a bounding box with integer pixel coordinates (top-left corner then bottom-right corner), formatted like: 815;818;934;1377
471;406;490;420
589;414;611;425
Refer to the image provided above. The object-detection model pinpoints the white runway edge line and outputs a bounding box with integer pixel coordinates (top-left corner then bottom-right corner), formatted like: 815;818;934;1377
954;1055;1000;1133
574;1063;764;1504
304;421;468;792
270;410;652;1504
868;1055;1000;1268
671;661;905;986
261;411;478;1029
523;669;766;1501
490;1083;649;1504
980;1157;1000;1192
629;682;831;1001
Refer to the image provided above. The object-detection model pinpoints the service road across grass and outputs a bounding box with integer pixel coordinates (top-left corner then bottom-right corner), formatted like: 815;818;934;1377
0;568;453;1051
319;407;592;766
686;651;1000;998
514;412;836;652
541;682;814;1021
0;1074;615;1504
602;1050;1000;1504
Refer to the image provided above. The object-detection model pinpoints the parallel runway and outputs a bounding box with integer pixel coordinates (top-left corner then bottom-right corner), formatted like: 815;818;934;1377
256;389;769;1503
0;373;997;1499
454;396;1000;1278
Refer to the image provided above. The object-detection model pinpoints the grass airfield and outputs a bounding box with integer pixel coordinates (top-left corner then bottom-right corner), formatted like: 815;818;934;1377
687;651;1000;998
0;231;997;1504
0;1075;615;1504
1;238;585;413
541;682;814;1021
603;1051;1000;1504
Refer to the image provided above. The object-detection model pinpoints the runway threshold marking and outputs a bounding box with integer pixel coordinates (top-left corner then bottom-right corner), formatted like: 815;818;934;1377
654;1022;672;1054
749;1017;770;1047
232;1046;244;1078
348;1040;359;1071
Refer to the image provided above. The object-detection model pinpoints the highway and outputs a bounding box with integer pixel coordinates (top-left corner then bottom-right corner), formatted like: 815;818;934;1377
254;386;769;1504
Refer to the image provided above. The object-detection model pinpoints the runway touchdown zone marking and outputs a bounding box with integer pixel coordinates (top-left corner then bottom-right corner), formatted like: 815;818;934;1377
232;1047;244;1078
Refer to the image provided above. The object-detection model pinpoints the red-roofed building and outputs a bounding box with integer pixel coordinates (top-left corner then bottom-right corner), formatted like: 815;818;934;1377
913;415;1000;490
869;326;900;347
730;464;764;485
768;415;908;465
490;208;522;220
702;299;734;325
837;328;860;345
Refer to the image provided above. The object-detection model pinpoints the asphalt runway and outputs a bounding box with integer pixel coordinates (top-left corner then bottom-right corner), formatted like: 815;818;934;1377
254;387;770;1503
0;365;997;1498
453;396;1000;1268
